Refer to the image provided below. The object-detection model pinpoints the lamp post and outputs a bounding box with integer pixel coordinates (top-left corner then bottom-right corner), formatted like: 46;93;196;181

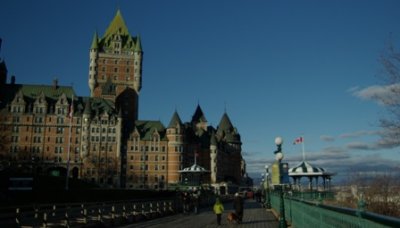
265;165;271;209
274;137;287;228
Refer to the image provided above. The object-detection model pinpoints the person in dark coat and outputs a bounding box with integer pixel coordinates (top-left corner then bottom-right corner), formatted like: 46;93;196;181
233;192;244;223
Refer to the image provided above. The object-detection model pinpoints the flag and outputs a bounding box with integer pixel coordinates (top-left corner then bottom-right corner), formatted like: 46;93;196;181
67;97;74;118
293;137;303;144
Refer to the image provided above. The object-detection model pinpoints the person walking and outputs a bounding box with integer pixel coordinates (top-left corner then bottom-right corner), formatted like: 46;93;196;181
213;197;224;226
233;192;244;223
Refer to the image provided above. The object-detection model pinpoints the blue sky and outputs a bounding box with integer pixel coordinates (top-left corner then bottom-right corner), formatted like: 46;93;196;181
1;0;400;182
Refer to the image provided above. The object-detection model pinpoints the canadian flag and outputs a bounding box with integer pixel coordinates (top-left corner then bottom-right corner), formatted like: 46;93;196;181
67;97;74;118
293;137;303;144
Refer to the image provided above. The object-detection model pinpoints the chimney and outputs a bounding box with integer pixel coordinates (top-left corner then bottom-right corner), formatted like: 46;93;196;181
10;75;15;85
53;78;58;89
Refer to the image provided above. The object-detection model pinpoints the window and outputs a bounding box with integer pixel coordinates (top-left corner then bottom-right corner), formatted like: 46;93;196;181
57;117;64;124
14;116;20;123
12;126;19;133
57;127;64;134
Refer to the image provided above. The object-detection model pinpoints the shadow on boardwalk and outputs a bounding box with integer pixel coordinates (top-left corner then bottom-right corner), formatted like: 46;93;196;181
121;199;279;228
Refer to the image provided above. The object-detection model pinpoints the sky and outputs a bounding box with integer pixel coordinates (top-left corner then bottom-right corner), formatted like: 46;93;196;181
1;0;400;183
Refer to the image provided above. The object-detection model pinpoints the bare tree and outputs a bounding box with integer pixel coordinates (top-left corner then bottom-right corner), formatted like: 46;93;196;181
378;41;400;147
363;172;400;217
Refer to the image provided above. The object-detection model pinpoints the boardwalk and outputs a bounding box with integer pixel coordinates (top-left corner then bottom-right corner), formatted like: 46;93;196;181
121;199;279;228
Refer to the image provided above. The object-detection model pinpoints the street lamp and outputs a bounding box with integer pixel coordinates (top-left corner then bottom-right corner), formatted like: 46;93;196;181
264;165;271;209
274;137;287;228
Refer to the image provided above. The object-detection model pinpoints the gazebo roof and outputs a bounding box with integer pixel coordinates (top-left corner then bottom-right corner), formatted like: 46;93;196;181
289;161;335;177
179;164;210;173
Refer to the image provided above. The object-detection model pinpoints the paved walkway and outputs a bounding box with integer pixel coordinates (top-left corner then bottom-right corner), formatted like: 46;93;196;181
121;199;279;228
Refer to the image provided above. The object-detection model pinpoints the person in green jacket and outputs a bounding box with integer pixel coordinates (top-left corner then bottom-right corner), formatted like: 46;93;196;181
213;197;224;226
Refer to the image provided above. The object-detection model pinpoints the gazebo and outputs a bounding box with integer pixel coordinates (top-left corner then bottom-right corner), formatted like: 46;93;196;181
289;137;335;192
289;160;335;191
179;163;210;187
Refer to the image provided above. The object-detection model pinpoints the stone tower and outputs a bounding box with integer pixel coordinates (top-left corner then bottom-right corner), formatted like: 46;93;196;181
88;10;143;123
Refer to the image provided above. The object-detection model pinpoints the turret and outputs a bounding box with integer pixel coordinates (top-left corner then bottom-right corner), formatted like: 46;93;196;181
167;111;183;139
88;31;98;97
210;131;218;183
166;111;184;184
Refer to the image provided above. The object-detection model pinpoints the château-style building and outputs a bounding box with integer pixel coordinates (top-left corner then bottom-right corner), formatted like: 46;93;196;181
0;10;245;190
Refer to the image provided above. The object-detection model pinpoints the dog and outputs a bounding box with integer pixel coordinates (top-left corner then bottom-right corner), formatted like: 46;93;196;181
227;212;239;224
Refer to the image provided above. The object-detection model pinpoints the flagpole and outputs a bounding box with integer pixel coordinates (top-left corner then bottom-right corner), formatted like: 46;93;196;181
65;95;73;191
301;136;306;161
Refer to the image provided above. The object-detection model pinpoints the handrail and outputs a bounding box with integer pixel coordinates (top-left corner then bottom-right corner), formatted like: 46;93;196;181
0;197;180;227
270;192;400;228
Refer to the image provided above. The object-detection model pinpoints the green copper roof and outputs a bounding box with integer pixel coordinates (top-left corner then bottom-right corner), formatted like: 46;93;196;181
168;111;183;128
82;97;116;116
16;84;75;100
96;10;141;52
135;120;166;140
104;10;130;38
134;35;142;52
90;31;99;49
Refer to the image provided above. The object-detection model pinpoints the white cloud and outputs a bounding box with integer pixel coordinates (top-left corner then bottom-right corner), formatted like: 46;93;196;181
339;130;381;139
352;83;400;106
346;137;400;151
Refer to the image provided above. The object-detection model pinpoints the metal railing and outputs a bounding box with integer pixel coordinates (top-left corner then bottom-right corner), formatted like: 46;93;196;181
270;192;400;228
0;198;178;227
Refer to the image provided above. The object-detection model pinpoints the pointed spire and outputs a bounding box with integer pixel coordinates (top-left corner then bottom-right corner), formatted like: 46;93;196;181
192;104;207;123
168;111;183;128
218;112;234;133
134;35;142;52
90;31;98;49
104;9;130;37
